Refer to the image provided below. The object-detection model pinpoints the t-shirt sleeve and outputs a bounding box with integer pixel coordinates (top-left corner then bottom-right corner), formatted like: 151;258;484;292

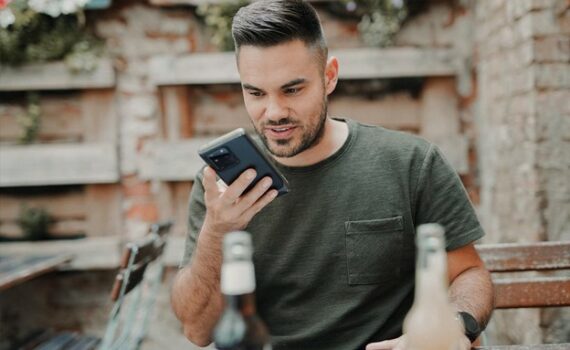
180;170;206;267
413;144;485;251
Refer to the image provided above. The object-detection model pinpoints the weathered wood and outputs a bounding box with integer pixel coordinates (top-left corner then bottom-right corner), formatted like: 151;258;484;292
0;191;86;221
150;48;455;86
420;78;468;174
139;138;213;181
0;59;116;91
0;143;119;187
493;276;570;309
0;96;83;143
0;237;122;270
85;184;122;237
329;93;421;132
0;254;73;291
477;241;570;272
0;220;86;238
81;90;118;143
160;86;193;140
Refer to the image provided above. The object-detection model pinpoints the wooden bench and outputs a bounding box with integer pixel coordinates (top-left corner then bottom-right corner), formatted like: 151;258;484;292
476;241;570;309
15;221;173;350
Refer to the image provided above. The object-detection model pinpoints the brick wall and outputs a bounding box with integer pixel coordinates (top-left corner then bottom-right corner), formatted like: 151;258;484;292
475;0;569;344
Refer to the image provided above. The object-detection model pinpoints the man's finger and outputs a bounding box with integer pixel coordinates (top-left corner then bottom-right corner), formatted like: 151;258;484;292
202;167;220;195
235;176;273;211
365;338;400;350
242;188;278;220
221;168;257;204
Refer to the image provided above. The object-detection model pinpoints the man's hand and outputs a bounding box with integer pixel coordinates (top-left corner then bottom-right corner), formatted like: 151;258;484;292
201;166;278;235
365;334;471;350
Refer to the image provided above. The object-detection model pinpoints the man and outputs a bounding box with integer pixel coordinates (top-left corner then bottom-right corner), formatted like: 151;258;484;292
171;1;494;349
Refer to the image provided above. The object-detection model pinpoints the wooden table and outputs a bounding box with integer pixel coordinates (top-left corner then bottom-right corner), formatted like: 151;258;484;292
0;254;73;291
475;344;570;349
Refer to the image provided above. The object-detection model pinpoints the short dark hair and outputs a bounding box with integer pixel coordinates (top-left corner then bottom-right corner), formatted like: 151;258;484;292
232;0;328;65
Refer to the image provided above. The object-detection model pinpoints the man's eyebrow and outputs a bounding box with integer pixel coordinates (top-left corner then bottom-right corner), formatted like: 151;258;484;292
242;83;262;91
281;78;306;89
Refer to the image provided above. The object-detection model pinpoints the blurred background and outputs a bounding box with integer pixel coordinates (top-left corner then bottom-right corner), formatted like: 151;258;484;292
0;0;568;349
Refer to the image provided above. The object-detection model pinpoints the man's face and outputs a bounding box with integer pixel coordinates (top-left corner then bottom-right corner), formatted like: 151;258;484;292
237;40;329;158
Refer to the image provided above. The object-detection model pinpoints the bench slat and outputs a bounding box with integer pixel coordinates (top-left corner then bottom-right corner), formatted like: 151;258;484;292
494;276;570;309
477;242;570;272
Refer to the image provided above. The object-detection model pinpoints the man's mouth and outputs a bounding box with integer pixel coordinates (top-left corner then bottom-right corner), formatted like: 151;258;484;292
265;126;296;139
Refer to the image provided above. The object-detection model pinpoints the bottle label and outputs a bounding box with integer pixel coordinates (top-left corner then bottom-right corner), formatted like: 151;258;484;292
221;261;256;295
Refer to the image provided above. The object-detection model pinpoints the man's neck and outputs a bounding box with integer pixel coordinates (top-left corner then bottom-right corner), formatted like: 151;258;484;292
274;117;349;167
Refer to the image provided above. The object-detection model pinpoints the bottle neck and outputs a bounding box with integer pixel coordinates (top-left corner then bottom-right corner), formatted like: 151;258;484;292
414;242;449;303
224;293;257;316
221;259;257;318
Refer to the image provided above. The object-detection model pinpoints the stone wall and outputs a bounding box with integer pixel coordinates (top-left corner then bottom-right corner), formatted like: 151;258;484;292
475;0;569;344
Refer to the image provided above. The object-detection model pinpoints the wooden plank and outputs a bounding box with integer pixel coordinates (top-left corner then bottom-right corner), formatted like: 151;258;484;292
0;143;119;187
0;58;116;91
0;254;73;291
149;48;455;86
0;220;86;238
0;96;83;142
0;236;122;270
160;86;193;140
493;276;570;309
139;138;213;181
477;241;570;272
81;90;118;143
420;78;468;174
85;184;122;237
329;93;421;131
0;191;86;221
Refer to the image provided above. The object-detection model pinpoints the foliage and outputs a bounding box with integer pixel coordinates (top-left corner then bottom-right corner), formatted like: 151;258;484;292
0;0;103;71
18;205;52;241
196;0;248;51
194;0;409;51
352;0;408;47
17;91;41;144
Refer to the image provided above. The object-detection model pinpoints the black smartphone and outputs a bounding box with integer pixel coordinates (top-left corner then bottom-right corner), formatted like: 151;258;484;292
198;128;289;197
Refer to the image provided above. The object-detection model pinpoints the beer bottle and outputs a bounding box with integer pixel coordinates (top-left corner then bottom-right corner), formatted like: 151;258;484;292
403;224;464;350
213;231;272;350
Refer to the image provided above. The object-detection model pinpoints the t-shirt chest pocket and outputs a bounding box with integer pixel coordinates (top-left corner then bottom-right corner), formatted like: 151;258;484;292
344;216;404;285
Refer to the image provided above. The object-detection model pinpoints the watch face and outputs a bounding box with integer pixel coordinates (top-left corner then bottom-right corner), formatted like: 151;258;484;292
459;312;481;342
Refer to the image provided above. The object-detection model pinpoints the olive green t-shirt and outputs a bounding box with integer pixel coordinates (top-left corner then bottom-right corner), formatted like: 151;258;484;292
183;118;484;350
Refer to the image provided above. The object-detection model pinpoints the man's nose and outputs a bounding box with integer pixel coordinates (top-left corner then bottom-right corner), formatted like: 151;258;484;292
265;96;288;120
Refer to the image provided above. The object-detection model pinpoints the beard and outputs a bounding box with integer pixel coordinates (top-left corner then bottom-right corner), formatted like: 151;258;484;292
254;96;328;158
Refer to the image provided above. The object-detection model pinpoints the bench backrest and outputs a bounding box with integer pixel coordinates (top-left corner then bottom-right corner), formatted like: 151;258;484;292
100;220;173;350
476;241;570;309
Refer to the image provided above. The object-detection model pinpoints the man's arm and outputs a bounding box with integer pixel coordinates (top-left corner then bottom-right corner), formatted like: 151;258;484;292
366;243;494;350
171;167;277;346
447;243;494;331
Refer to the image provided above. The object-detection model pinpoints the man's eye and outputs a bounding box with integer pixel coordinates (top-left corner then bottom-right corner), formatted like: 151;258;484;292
285;87;301;95
249;91;263;97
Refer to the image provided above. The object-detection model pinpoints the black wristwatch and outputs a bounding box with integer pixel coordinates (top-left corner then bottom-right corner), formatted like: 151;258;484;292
458;311;482;343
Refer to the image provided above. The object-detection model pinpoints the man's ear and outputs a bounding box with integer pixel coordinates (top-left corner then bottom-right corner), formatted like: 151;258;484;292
324;56;339;95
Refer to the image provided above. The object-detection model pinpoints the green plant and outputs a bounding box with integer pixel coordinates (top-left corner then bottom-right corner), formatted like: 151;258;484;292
16;91;41;144
0;0;103;71
195;0;249;51
355;0;407;47
18;206;52;241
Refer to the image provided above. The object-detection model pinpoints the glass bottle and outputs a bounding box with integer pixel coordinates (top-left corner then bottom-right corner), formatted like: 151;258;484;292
403;223;464;350
214;231;272;350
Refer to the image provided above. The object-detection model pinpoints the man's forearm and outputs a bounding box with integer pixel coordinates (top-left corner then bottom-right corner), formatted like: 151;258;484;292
449;266;494;329
171;232;224;346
